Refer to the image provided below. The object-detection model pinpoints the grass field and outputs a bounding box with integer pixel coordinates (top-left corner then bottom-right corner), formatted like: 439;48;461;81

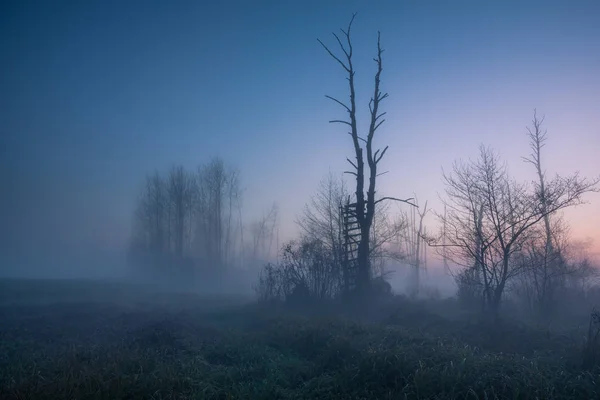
0;278;598;399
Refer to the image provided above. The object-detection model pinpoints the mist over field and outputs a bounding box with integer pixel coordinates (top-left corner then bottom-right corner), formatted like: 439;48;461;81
1;0;600;399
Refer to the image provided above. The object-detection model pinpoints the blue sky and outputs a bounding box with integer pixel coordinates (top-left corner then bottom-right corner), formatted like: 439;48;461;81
1;0;599;274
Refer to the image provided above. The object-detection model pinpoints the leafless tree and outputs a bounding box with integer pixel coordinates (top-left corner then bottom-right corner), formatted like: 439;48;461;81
167;165;196;258
140;171;168;257
282;238;340;300
254;237;340;303
513;216;574;313
369;199;409;276
128;171;175;272
128;159;251;288
195;158;242;268
430;157;488;307
437;144;597;317
564;239;600;294
511;110;600;316
403;198;429;298
319;14;415;293
296;172;348;275
297;172;408;289
250;203;279;264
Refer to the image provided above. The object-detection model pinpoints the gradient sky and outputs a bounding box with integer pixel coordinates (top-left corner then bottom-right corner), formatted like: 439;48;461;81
1;0;599;275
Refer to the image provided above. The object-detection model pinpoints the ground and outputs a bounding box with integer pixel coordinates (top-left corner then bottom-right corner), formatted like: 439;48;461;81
0;278;597;399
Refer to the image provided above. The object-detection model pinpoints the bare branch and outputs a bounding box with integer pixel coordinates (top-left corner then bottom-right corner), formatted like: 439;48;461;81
346;157;358;170
317;39;350;73
325;95;351;113
332;32;349;59
375;146;389;164
374;196;417;208
329;119;352;126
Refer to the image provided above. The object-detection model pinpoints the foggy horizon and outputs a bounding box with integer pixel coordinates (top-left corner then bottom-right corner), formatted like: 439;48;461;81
4;2;600;398
2;0;599;278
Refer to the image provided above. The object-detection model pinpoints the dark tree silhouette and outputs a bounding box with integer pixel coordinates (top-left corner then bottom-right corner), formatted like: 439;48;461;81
437;144;598;317
318;14;414;294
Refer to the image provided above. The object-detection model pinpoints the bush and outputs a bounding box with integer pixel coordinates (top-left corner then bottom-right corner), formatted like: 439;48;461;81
255;238;341;304
455;267;483;310
369;275;393;299
421;284;442;300
255;263;285;303
583;309;600;369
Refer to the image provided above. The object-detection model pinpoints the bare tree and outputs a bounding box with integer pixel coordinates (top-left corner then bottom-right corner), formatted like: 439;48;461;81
513;216;568;312
224;168;242;267
296;172;348;274
430;157;488;307
404;198;429;298
513;111;567;315
297;172;408;288
441;205;449;274
255;237;341;303
128;160;249;288
437;144;597;317
195;158;242;269
167;165;196;258
368;199;409;276
142;171;168;257
250;203;279;264
128;171;173;273
319;14;414;293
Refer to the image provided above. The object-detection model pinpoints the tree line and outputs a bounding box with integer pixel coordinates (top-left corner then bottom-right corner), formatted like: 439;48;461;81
127;158;278;285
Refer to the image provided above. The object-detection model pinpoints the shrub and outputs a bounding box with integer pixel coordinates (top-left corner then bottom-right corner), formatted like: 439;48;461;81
455;267;483;310
255;238;341;304
582;309;600;369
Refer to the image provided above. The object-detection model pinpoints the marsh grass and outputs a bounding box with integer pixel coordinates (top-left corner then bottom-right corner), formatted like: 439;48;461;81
0;279;597;399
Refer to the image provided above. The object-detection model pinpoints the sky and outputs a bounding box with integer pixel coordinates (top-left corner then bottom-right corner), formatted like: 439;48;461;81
1;0;599;276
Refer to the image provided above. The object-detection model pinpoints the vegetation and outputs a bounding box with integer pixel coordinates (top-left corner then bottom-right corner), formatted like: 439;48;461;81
3;6;599;400
28;14;595;400
2;278;600;400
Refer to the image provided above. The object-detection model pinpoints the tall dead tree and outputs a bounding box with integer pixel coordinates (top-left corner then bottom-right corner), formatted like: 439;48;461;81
319;14;414;293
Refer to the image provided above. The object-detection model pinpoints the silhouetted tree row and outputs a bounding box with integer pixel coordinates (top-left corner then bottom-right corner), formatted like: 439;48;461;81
127;158;280;282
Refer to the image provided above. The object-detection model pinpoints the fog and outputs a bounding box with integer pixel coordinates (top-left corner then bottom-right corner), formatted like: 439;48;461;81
2;1;600;398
